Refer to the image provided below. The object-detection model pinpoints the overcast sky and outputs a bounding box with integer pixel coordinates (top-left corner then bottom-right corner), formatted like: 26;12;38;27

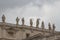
0;0;60;31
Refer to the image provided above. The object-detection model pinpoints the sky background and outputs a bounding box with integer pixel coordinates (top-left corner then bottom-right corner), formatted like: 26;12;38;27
0;0;60;31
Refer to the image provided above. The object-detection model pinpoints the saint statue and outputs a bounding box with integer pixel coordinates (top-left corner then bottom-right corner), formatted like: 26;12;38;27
2;14;6;23
36;19;40;28
41;21;45;34
41;21;44;29
30;19;33;26
16;17;19;25
22;17;24;25
52;24;55;31
48;23;51;31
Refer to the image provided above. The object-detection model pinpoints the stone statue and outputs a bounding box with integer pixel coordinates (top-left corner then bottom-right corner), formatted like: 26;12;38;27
52;24;55;31
22;17;24;25
36;19;40;28
16;17;19;25
41;21;44;29
30;19;33;26
48;23;51;31
2;14;6;23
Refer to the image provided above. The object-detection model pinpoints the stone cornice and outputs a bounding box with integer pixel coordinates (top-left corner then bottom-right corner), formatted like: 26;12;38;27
0;22;57;33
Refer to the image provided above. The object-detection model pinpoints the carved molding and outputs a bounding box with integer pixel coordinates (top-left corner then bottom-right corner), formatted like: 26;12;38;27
6;27;19;36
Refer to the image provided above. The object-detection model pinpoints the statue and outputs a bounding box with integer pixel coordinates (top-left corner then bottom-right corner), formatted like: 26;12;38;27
22;17;24;25
36;19;40;28
41;21;45;34
2;14;6;23
30;19;33;26
48;23;51;31
16;17;19;25
52;24;55;31
41;21;44;29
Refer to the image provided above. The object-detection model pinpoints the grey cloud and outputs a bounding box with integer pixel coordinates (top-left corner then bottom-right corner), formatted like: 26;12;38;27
0;0;32;14
0;0;32;9
0;0;58;9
